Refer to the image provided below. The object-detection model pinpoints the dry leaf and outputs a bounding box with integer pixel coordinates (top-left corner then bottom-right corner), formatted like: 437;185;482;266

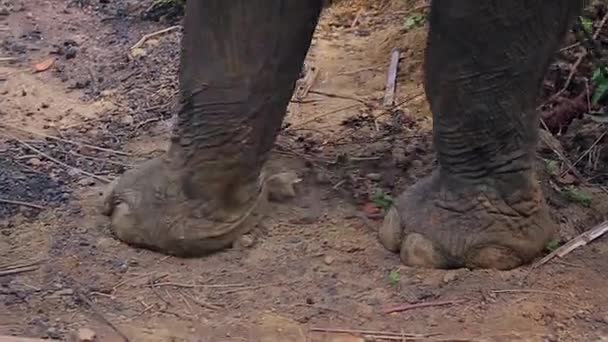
33;57;55;72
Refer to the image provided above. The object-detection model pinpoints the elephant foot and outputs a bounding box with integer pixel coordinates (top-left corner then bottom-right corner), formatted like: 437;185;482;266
101;156;271;257
378;173;556;270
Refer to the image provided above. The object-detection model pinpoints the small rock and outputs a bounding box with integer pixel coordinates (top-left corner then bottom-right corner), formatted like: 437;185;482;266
29;157;42;166
121;114;134;125
239;234;254;248
65;46;77;59
77;178;95;187
323;255;334;265
76;328;96;342
55;288;74;296
366;173;382;181
130;48;147;58
46;327;60;339
267;172;301;201
442;271;458;284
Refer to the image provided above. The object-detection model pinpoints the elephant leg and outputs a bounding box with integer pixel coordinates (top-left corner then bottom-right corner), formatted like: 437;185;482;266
102;1;323;256
379;0;583;269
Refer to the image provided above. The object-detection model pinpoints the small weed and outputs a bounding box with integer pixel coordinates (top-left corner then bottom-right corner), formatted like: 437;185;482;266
591;66;608;104
373;191;393;210
545;159;559;177
580;16;594;34
388;270;400;286
403;13;426;31
545;239;562;253
562;186;592;207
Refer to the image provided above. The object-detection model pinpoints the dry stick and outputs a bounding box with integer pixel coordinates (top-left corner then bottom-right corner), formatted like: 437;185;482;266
0;336;57;342
0;123;131;156
535;219;608;267
4;133;112;183
491;289;567;296
130;25;182;52
308;90;369;105
350;8;364;28
383;48;400;107
560;129;608;177
0;198;44;210
0;265;39;277
309;328;427;338
383;299;467;314
337;64;383;76
284;103;360;131
151;282;246;289
75;290;131;342
547;11;608;103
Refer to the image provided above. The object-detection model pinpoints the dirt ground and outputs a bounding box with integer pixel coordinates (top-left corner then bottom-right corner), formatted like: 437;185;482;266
1;1;608;341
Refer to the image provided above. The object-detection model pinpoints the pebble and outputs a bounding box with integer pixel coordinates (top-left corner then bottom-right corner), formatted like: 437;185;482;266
46;327;61;339
240;234;254;248
76;328;97;342
442;271;458;284
366;173;382;181
130;48;147;58
29;157;42;166
323;255;334;265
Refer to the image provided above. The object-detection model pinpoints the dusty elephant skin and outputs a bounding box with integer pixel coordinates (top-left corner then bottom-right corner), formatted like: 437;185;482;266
103;0;583;269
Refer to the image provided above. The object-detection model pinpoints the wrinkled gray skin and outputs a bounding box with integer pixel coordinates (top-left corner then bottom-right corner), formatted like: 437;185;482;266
103;0;583;269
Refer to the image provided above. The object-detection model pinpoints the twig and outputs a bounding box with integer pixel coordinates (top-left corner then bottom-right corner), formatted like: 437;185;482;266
546;11;608;103
383;299;467;314
180;291;223;311
284;103;360;131
535;220;608;266
337;65;382;76
0;198;44;210
383;48;400;107
130;25;182;52
394;3;431;17
0;57;18;62
309;328;426;338
75;289;131;342
0;123;131;156
4;133;112;183
151;282;246;289
350;8;364;28
561;129;607;177
491;289;567;296
0;265;39;277
549;52;586;103
0;336;58;342
308;90;369;105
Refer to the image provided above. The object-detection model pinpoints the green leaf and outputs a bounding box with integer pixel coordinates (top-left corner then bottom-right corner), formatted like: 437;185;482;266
581;16;594;34
372;191;393;210
592;81;608;104
562;186;592;207
388;270;400;286
545;239;561;252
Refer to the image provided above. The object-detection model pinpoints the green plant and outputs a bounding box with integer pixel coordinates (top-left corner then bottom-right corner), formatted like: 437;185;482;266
591;66;608;104
403;13;427;31
545;159;559;177
562;186;592;207
545;239;562;253
372;191;393;210
388;270;400;286
580;16;594;34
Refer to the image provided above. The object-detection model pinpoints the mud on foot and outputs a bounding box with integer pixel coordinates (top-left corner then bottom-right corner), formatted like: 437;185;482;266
101;156;269;257
378;172;557;270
